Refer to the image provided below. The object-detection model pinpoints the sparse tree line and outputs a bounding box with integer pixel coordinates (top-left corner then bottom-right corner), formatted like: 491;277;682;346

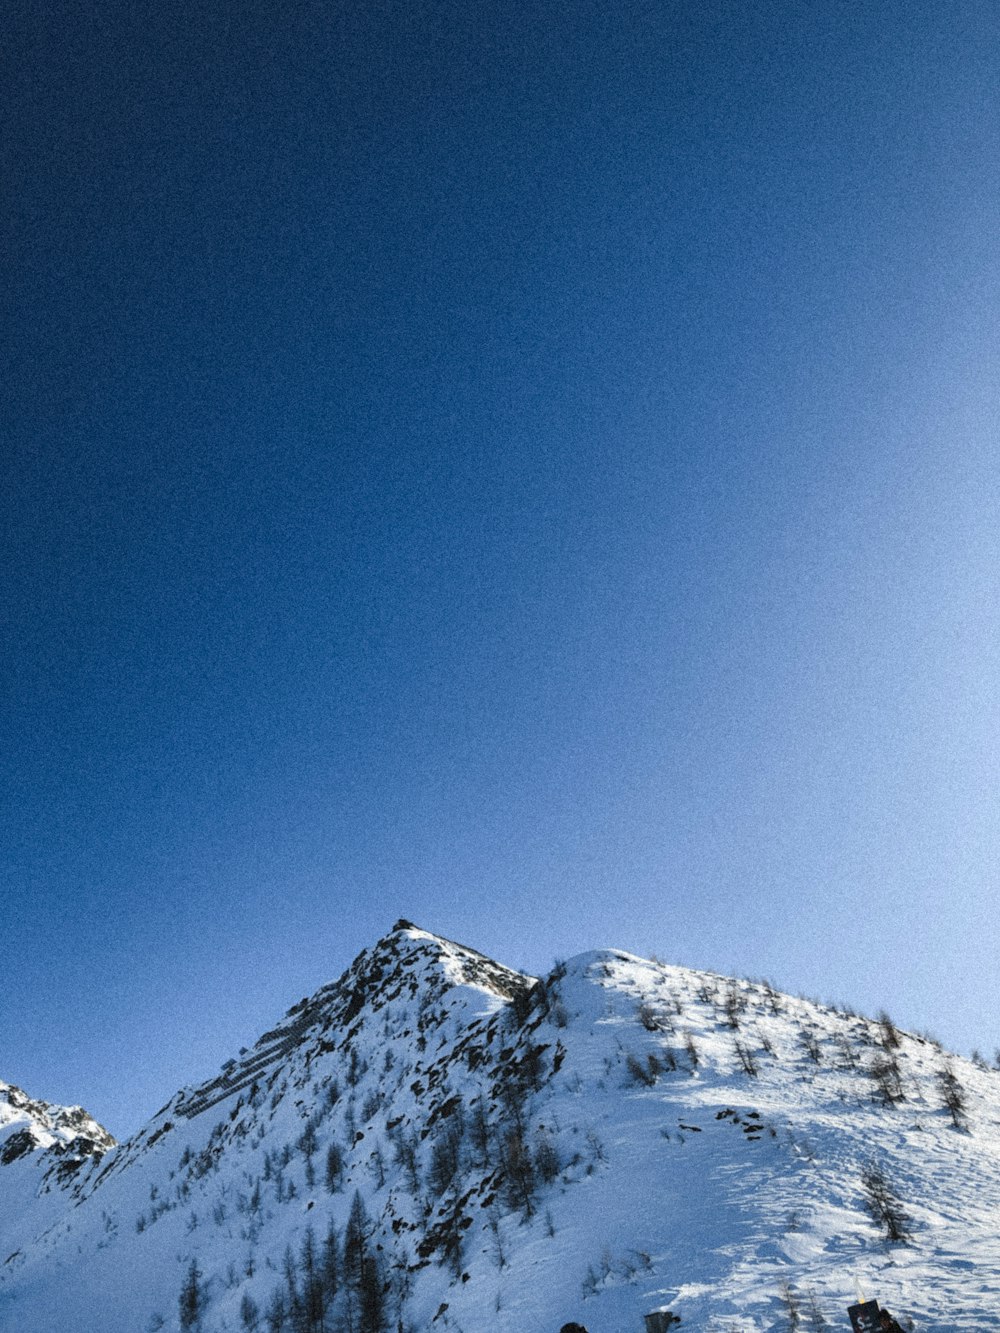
777;1280;829;1330
620;975;988;1131
169;979;581;1332
580;1244;653;1298
179;1190;392;1333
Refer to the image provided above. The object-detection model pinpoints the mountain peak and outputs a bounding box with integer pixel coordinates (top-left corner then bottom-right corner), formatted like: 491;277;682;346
0;1079;114;1167
6;930;999;1333
159;923;530;1128
356;919;534;1002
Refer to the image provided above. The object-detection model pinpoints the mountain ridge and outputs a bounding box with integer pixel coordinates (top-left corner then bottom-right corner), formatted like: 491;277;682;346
2;924;998;1332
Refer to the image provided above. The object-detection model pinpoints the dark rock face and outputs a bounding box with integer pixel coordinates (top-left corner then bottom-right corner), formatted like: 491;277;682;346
0;1129;37;1165
0;1080;116;1184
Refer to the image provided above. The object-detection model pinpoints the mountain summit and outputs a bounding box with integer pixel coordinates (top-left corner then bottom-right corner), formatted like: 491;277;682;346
160;921;531;1128
2;926;998;1331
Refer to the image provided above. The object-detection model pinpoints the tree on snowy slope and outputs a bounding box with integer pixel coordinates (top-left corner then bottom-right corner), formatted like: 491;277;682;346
938;1065;968;1130
299;1225;327;1332
340;1189;388;1332
263;1287;288;1333
179;1257;205;1330
239;1291;260;1331
343;1189;372;1287
358;1253;388;1333
861;1162;911;1243
322;1219;341;1302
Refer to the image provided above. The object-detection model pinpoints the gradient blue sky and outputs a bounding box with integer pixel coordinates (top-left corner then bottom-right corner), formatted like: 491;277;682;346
3;0;998;1137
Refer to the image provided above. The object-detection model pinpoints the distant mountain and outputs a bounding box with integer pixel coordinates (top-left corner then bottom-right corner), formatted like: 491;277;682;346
0;1076;115;1274
2;921;998;1332
0;1079;114;1166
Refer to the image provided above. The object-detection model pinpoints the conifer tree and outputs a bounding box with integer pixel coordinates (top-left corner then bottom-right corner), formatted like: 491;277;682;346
179;1258;204;1331
469;1099;491;1167
321;1219;340;1299
938;1065;968;1129
500;1126;536;1217
359;1253;387;1333
264;1288;288;1333
861;1162;911;1242
282;1244;302;1328
343;1189;371;1289
299;1226;326;1332
391;1129;420;1193
240;1290;260;1331
325;1141;344;1193
428;1131;460;1196
534;1129;560;1184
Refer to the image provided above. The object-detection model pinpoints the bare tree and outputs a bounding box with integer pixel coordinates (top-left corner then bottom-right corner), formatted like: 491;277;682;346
778;1281;801;1332
734;1040;758;1077
878;1011;901;1050
869;1055;904;1105
805;1288;828;1329
799;1029;822;1064
723;982;747;1030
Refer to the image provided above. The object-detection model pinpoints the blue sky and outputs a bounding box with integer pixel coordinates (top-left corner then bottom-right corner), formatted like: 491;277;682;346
3;0;998;1137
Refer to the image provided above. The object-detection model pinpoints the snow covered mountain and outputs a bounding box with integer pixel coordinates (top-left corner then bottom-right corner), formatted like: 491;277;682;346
0;1077;115;1277
2;921;999;1332
0;1078;114;1171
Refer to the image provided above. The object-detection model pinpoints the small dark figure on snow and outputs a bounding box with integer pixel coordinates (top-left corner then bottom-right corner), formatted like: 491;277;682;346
878;1311;904;1333
560;1325;589;1333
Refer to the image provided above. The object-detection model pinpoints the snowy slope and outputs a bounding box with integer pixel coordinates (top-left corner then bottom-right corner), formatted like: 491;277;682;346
2;923;999;1332
0;1078;115;1273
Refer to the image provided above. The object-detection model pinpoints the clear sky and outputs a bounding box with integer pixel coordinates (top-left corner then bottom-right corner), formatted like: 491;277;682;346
3;0;998;1138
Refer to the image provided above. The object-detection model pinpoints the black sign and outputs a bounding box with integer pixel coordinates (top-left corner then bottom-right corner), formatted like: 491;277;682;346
848;1301;880;1333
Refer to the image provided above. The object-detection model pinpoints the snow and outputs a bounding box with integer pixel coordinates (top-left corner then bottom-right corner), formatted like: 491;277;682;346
2;926;999;1332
